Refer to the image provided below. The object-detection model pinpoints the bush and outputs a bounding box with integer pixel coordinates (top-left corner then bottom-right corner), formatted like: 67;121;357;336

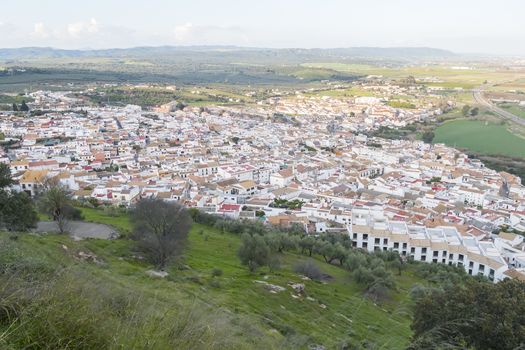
211;268;223;277
208;279;221;289
293;260;323;281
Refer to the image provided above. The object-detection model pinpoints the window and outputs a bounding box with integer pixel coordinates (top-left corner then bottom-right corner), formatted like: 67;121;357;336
375;238;380;244
459;254;464;261
411;247;415;254
363;242;368;248
469;261;474;268
422;248;427;254
421;255;426;261
433;251;439;257
363;234;368;240
383;238;388;245
442;251;446;257
393;242;399;249
402;243;407;249
449;253;453;260
383;247;388;251
432;258;438;263
353;233;357;239
479;264;485;272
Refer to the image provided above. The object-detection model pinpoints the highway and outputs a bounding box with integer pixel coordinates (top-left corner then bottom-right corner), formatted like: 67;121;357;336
473;88;525;127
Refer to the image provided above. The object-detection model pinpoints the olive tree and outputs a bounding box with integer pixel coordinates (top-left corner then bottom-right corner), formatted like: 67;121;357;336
38;184;73;234
237;233;270;272
130;199;192;269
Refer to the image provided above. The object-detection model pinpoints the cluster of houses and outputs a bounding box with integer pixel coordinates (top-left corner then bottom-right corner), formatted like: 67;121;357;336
1;89;524;282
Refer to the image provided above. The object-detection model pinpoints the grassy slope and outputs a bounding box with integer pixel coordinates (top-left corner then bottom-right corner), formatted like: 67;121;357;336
2;210;420;349
433;119;525;157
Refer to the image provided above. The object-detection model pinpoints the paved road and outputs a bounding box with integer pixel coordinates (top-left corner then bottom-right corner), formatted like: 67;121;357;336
36;221;118;240
473;88;525;127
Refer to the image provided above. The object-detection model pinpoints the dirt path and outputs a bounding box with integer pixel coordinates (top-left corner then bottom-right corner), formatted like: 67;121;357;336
36;221;118;239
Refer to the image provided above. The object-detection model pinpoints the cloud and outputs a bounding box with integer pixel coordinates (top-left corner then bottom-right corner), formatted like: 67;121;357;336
173;23;249;46
32;22;49;38
67;18;99;38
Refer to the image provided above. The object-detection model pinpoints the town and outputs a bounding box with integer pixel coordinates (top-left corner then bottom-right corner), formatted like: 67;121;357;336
2;86;524;283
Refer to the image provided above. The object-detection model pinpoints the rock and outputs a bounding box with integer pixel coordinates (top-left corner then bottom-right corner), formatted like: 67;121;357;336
77;251;103;265
306;296;316;302
145;270;169;278
254;280;286;293
290;283;305;294
61;244;68;251
319;304;327;309
291;294;300;299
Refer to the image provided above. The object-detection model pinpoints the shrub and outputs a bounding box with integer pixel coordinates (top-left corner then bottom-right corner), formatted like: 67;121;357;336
293;260;323;281
211;268;223;277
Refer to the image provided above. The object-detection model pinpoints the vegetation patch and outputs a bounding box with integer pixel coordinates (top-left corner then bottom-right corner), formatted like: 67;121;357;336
433;119;525;157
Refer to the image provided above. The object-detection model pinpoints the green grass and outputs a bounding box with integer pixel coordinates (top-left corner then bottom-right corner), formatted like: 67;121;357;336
434;119;525;157
183;225;417;349
1;212;423;348
77;206;132;234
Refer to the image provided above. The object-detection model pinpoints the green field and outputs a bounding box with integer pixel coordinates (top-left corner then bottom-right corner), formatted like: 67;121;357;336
0;210;425;349
434;119;525;157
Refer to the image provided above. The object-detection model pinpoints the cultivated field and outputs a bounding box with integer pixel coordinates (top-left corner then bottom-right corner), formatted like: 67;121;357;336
434;119;525;157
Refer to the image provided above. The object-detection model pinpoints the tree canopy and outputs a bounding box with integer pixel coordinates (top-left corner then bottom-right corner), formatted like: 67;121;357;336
131;199;192;269
410;278;525;350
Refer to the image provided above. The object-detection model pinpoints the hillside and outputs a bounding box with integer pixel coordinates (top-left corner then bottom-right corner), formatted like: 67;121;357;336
0;46;456;61
0;209;423;349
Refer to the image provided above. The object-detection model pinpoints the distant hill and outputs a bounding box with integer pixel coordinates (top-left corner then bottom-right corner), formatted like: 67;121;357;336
0;45;456;61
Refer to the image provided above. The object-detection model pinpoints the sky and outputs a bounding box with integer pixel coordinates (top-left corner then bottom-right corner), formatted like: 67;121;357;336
0;0;524;55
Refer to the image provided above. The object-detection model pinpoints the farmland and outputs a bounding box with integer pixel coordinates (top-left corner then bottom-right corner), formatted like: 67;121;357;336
433;119;525;157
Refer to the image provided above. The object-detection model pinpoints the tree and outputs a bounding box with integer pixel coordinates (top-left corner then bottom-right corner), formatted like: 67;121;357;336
315;241;336;263
0;163;14;188
0;190;38;231
0;166;38;231
389;257;405;275
469;107;479;117
130;199;192;269
237;233;270;272
410;279;525;350
345;252;367;271
421;131;435;144
38;184;73;234
332;243;347;265
20;100;29;112
299;235;315;256
12;103;18;111
353;266;375;285
461;105;471;116
265;232;297;253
